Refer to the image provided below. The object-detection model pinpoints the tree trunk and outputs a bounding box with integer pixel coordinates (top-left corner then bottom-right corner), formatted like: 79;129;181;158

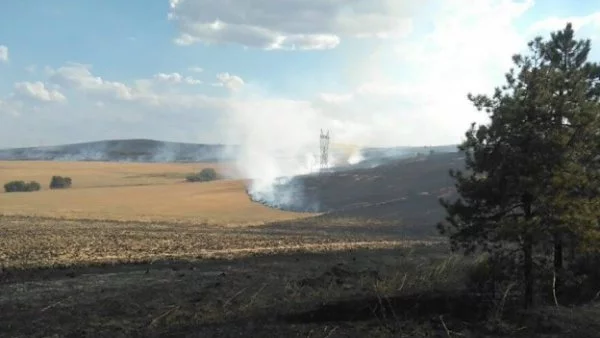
524;233;534;309
523;194;534;309
553;232;563;301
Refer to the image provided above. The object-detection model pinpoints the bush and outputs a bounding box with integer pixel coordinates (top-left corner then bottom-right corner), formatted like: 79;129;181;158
186;168;219;182
465;253;520;298
4;180;41;192
50;176;72;189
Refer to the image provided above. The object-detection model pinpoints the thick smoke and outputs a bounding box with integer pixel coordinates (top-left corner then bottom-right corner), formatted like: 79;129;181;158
222;96;460;211
220;98;330;210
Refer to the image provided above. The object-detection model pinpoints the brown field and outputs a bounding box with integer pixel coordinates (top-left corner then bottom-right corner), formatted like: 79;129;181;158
0;160;223;188
0;161;310;224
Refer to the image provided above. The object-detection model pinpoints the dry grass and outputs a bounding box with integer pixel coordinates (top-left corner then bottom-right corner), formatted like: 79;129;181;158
0;160;311;224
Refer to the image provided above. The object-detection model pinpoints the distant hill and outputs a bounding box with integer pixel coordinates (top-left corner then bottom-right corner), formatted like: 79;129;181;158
0;139;240;162
0;139;459;164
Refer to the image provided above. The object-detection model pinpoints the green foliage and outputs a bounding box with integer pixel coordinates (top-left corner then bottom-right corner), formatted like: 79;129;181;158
49;176;72;189
439;23;600;308
4;180;41;192
186;168;219;182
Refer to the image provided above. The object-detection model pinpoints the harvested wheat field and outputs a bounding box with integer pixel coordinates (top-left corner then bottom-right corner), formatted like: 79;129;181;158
0;161;310;224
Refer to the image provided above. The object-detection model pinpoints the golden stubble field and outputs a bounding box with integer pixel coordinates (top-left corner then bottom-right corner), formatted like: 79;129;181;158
0;160;311;224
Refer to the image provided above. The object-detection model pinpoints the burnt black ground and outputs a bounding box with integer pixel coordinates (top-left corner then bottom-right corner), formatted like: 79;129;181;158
253;152;463;222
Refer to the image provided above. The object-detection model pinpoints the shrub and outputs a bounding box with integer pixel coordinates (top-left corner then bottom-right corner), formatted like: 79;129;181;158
186;168;219;182
465;253;520;298
4;180;41;192
50;176;72;189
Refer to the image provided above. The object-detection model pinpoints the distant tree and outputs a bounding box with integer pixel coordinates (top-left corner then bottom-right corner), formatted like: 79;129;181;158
4;180;41;192
438;23;600;308
50;176;72;189
186;168;219;182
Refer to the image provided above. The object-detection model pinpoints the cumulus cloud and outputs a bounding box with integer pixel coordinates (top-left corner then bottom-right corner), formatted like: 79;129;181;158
215;72;244;91
153;72;183;84
14;81;67;103
48;63;135;100
42;62;228;113
168;0;415;49
0;45;8;63
154;72;202;85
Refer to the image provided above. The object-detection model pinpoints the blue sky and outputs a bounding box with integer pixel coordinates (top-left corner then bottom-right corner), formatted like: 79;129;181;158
0;0;599;148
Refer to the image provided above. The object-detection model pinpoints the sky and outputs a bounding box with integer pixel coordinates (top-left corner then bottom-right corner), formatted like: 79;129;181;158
0;0;599;149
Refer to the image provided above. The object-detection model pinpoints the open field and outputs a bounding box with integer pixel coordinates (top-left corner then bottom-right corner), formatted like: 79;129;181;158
2;159;599;337
0;160;229;189
0;161;308;224
2;215;599;337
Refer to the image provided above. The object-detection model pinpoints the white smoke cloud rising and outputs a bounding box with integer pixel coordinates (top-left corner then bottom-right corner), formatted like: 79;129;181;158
219;90;373;209
347;149;364;165
221;97;321;204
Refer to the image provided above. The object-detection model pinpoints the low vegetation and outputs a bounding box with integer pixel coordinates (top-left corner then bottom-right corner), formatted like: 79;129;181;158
186;167;219;182
49;175;72;189
3;180;41;193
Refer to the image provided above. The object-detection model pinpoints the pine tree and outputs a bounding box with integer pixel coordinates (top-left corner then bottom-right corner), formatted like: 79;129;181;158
439;23;600;308
538;24;600;298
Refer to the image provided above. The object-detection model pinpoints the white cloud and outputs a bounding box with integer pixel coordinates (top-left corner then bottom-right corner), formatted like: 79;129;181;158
154;72;202;85
14;81;67;103
168;0;415;50
215;72;244;91
188;66;204;73
184;76;202;85
48;62;135;100
154;72;183;84
317;93;353;104
42;62;227;112
0;45;8;63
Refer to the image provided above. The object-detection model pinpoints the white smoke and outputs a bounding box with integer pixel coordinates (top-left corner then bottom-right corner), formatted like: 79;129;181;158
347;149;364;165
219;97;324;207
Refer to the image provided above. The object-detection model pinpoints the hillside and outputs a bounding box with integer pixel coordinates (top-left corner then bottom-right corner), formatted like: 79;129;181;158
0;139;238;162
0;138;457;164
254;152;464;234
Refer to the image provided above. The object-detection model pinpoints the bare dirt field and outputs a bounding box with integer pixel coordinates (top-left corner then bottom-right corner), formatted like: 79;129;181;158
0;161;308;224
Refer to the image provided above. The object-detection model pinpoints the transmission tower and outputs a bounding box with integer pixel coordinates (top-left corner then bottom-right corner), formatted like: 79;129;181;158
320;129;330;171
